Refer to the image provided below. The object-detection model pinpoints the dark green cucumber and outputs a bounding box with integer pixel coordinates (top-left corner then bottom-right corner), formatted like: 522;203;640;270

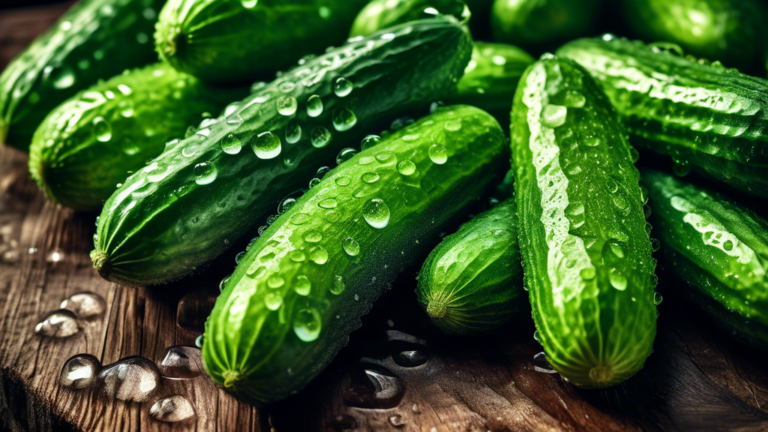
349;0;470;38
92;18;473;286
491;0;602;52
618;0;766;72
512;55;657;388
557;36;768;199
202;105;507;404
0;0;164;151
29;63;243;211
155;0;369;83
642;170;768;350
416;199;525;336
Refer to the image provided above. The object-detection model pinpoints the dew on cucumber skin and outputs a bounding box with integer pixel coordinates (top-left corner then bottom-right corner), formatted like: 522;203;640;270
584;136;600;147
35;310;79;338
336;148;357;164
276;96;298;116
363;199;390;229
267;275;285;289
265;293;283;310
307;95;323;117
358;156;375;165
304;230;323;243
99;356;161;403
333;108;357;132
609;270;628;291
397;160;416;176
221;134;242;154
319;198;337;209
310;246;329;264
428;145;447;164
331;275;346;295
360;135;380;150
92;117;112;142
542;105;567;128
61;292;105;319
294;275;312;296
252;131;282;159
362;172;379;183
311;126;332;148
342;237;360;256
334;77;353;97
444;119;462;132
533;352;557;374
285;120;302;144
193;162;217;185
159;345;203;380
60;354;101;389
150;395;196;423
294;308;322;342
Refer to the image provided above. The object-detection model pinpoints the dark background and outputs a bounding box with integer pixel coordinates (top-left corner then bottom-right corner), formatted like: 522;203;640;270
0;0;68;9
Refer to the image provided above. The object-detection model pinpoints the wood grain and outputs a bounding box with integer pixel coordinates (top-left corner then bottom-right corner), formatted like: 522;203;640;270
2;4;768;432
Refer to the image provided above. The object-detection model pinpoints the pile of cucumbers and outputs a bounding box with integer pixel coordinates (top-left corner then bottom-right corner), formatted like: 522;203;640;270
2;0;768;405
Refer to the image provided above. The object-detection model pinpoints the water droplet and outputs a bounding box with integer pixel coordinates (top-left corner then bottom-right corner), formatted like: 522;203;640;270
60;354;100;389
118;100;134;117
120;137;140;155
93;117;112;142
363;199;390;229
336;148;357;164
35;310;79;338
609;270;628;291
295;275;312;295
629;147;640;163
99;357;161;402
277;96;297;116
285;120;302;144
361;135;380;150
609;240;625;258
60;292;105;319
359;156;375;165
331;275;345;295
278;80;296;93
267;275;285;289
444;119;462;131
335;176;351;186
333;108;357;132
397;160;416;176
362;172;379;183
334;77;353;97
311;126;331;148
290;213;311;225
654;292;663;305
318;198;337;209
533;352;557;374
584;136;600;147
304;230;323;243
542;105;567;128
562;90;586;108
342;365;405;409
221;134;242;154
195;335;204;348
252;131;282;159
50;65;75;90
159;346;203;380
310;246;329;264
651;238;660;251
265;293;283;310
241;0;258;8
393;349;428;367
389;415;406;428
342;237;360;256
293;308;322;342
307;95;323;117
150;395;196;423
193;162;217;185
580;267;596;280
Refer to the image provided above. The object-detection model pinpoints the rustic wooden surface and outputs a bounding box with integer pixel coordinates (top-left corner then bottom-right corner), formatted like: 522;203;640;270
2;4;768;432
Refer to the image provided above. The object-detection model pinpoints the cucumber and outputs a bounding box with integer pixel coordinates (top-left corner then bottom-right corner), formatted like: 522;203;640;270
155;0;369;84
349;0;470;38
0;0;164;151
642;170;768;350
416;199;525;336
202;105;507;404
557;36;768;199
618;0;766;72
512;55;657;388
92;18;473;286
28;63;243;211
491;0;602;52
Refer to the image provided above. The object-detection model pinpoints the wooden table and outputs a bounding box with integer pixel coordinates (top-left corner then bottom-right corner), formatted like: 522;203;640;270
1;4;768;432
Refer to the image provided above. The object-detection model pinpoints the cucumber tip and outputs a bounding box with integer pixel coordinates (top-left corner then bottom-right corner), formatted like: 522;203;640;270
91;251;112;279
426;300;448;320
222;370;242;389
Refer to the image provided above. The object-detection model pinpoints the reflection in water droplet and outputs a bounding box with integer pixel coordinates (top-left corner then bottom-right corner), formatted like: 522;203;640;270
310;246;329;264
60;292;105;319
294;275;312;295
252;131;282;159
120;137;140;155
35;310;79;338
342;237;360;256
444;119;461;132
542;105;567;128
93;117;112;142
193;162;217;185
277;96;298;116
533;352;557;374
221;134;242;154
99;356;161;402
330;275;345;295
609;271;628;291
265;293;283;310
304;230;323;243
307;95;323;117
397;160;416;176
363;199;390;229
311;126;332;148
342;364;406;409
60;354;101;389
50;65;75;90
361;172;379;183
336;148;357;164
428;145;447;164
150;395;196;423
360;135;380;150
286;120;302;144
334;77;353;97
293;308;322;342
333;108;357;132
159;346;203;380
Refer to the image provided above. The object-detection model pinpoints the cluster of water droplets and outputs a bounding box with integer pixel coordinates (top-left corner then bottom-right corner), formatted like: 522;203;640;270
35;292;106;338
0;224;19;264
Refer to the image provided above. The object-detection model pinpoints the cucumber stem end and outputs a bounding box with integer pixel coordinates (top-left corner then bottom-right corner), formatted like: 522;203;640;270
92;251;111;279
426;301;448;319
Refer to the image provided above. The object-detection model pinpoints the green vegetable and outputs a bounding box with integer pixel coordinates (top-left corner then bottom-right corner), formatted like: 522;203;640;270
416;199;525;336
202;105;507;404
349;0;470;38
642;170;768;350
491;0;602;52
618;0;766;72
28;63;243;211
0;0;164;151
511;55;657;388
92;18;473;286
557;36;768;199
155;0;369;84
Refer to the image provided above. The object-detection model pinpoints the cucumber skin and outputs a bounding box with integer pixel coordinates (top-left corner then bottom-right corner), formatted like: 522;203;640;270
0;0;164;151
155;0;369;84
29;64;243;211
557;37;768;199
202;105;507;404
512;56;657;388
349;0;469;38
92;18;473;286
619;0;766;72
416;199;525;336
642;170;768;350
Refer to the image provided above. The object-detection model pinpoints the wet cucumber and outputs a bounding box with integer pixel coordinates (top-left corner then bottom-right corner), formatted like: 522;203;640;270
0;0;164;151
512;55;657;388
557;37;768;198
349;0;470;38
416;199;525;336
642;170;768;350
92;18;473;286
202;105;507;404
28;63;243;211
155;0;369;83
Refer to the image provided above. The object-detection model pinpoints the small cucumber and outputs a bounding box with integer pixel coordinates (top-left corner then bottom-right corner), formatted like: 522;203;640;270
416;199;525;336
512;55;657;388
202;105;507;404
29;63;243;211
155;0;369;83
92;18;473;286
642;169;768;350
349;0;470;38
557;36;768;199
0;0;164;151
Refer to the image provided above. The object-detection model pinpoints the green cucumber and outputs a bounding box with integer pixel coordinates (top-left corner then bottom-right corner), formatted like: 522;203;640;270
557;36;768;199
92;18;473;286
618;0;766;72
512;55;657;388
155;0;369;84
416;199;525;336
0;0;164;151
202;104;507;404
642;170;768;350
491;0;602;52
28;63;244;211
349;0;470;38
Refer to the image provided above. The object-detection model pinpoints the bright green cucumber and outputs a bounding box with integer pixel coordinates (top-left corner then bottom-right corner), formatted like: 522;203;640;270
202;105;507;404
0;0;164;151
416;199;525;336
155;0;369;83
618;0;766;72
349;0;470;38
512;55;657;388
92;18;473;286
28;63;243;211
642;170;768;350
558;36;768;199
491;0;602;52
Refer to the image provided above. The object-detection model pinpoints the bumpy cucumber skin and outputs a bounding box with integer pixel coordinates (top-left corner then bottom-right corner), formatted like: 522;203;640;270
0;0;163;151
349;0;469;38
92;18;473;286
416;199;524;336
512;56;657;388
202;105;506;404
491;0;601;52
558;37;768;199
619;0;766;72
642;170;768;350
28;64;243;211
155;0;369;83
